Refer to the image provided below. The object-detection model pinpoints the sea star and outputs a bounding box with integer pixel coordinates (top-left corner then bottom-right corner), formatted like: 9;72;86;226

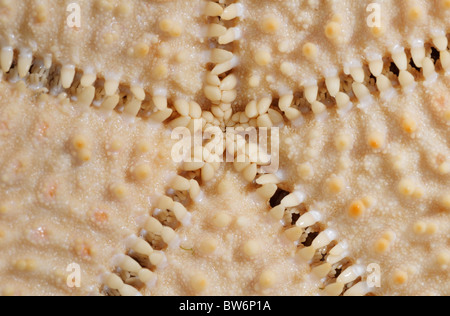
0;0;449;296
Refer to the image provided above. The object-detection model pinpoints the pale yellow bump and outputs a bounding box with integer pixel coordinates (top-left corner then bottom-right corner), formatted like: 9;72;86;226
110;183;128;199
401;115;418;134
103;33;115;45
152;64;169;79
362;196;375;208
137;140;151;154
254;50;272;66
114;2;132;17
242;240;261;257
382;231;396;242
216;177;232;195
0;203;8;214
14;259;27;271
348;200;365;218
407;6;423;21
440;193;450;211
34;4;48;23
277;40;290;53
324;21;341;40
374;238;390;254
199;237;218;255
444;110;450;122
334;134;352;151
398;178;415;197
392;270;408;285
412;186;424;199
14;259;36;272
169;24;183;37
109;139;123;152
190;272;208;293
298;163;313;180
438;162;450;175
370;25;385;37
72;134;89;150
77;148;92;162
280;62;294;76
133;164;151;181
331;14;343;23
2;286;15;296
159;19;183;37
248;75;261;88
259;269;277;289
368;131;385;149
37;93;49;104
14;81;27;93
442;0;450;9
95;0;114;11
426;222;437;235
236;216;250;228
436;252;450;267
413;221;427;235
212;212;232;228
302;42;317;59
328;176;344;194
134;43;150;58
261;16;280;34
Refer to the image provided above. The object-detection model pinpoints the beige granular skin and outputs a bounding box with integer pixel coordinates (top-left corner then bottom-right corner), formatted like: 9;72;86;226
0;0;208;100
0;81;176;296
149;170;321;296
279;79;450;296
235;0;449;106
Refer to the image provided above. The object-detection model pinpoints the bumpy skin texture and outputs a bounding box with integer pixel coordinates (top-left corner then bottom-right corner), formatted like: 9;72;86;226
0;81;177;296
0;0;449;296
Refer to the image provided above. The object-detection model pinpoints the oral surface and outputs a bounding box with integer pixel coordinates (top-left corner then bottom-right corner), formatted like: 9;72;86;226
0;0;449;296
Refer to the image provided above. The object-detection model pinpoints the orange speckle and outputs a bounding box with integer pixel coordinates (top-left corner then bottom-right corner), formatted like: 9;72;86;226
393;270;408;285
38;179;59;204
436;154;446;165
434;95;446;109
36;227;47;239
74;239;95;259
94;210;108;223
28;226;49;245
37;122;49;138
47;183;57;199
0;121;9;131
